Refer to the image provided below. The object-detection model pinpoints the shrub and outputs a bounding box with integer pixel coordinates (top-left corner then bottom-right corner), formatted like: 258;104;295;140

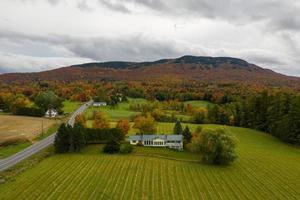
191;128;238;165
103;141;120;154
136;141;144;146
120;144;134;154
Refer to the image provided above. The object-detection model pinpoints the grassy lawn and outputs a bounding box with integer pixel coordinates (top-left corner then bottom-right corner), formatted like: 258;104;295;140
0;125;299;200
87;121;201;135
0;142;32;159
62;100;82;115
184;100;214;108
85;98;146;122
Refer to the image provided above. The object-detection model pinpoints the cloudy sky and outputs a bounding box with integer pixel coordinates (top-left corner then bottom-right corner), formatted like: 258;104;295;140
0;0;299;76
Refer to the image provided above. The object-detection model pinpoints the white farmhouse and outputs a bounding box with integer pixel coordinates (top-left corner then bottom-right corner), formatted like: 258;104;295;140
128;134;183;150
45;109;58;118
93;102;107;107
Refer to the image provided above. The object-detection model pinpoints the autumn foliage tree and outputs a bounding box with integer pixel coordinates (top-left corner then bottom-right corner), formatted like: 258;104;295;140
133;114;157;135
75;113;87;128
93;111;110;129
11;95;31;114
191;128;238;165
191;108;208;124
116;119;130;135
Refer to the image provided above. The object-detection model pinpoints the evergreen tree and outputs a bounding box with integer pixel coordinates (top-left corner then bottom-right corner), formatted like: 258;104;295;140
54;123;70;153
72;123;86;152
173;120;183;135
54;123;86;153
182;126;192;143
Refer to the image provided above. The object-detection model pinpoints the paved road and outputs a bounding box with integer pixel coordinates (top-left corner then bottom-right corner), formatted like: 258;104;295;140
0;101;93;172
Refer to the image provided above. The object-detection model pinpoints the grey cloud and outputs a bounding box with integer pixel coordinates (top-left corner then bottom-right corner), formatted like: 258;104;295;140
99;0;131;13
0;29;186;63
247;55;286;67
0;52;93;73
97;0;300;32
18;0;300;32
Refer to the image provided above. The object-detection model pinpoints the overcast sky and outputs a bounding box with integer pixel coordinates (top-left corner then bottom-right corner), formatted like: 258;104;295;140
0;0;299;76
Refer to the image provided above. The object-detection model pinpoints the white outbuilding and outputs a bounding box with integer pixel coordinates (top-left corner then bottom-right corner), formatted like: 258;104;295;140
93;102;107;107
45;109;58;118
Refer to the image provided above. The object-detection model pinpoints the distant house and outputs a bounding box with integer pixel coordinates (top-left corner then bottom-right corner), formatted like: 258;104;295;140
45;109;58;118
93;102;107;107
128;134;183;150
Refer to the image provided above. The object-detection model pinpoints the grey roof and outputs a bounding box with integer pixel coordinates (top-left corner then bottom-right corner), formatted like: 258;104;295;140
129;134;182;141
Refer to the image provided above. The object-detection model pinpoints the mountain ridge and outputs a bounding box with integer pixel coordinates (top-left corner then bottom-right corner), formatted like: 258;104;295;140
0;55;299;89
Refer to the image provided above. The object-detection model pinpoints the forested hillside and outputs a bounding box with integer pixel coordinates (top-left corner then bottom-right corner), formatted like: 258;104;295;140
1;56;300;89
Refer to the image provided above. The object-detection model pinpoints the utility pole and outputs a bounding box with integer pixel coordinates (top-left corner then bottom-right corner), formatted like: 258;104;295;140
41;120;44;137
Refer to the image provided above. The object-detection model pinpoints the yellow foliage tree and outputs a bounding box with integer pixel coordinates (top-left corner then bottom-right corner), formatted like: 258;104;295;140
92;111;110;129
133;114;157;135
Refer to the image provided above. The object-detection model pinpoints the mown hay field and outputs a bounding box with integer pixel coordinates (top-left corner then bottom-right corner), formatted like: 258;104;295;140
0;115;58;144
0;125;299;200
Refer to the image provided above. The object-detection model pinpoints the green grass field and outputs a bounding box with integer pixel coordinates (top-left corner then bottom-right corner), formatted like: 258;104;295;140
0;124;299;200
87;121;201;135
184;100;214;108
62;100;82;115
84;98;146;122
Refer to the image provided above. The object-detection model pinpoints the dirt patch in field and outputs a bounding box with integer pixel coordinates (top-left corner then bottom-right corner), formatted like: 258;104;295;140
0;115;58;144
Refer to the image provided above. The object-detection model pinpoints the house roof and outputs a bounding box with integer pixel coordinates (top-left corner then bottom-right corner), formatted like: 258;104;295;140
46;109;57;112
129;134;182;141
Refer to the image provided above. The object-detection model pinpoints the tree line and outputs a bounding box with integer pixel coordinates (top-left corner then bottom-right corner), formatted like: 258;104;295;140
206;91;300;145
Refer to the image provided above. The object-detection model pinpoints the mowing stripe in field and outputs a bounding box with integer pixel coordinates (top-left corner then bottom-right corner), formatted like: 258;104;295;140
1;124;299;200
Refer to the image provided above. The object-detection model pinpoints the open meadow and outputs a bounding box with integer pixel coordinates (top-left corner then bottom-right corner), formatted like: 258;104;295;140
183;100;214;108
0;125;299;200
85;98;146;122
85;98;213;126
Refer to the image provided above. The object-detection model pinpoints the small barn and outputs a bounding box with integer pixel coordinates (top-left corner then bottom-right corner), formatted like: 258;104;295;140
45;109;58;118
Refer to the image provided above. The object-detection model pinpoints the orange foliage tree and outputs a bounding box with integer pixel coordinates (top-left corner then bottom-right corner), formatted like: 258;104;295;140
116;119;130;135
75;113;87;128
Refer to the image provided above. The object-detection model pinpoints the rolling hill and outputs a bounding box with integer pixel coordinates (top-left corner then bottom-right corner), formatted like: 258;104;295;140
0;55;299;87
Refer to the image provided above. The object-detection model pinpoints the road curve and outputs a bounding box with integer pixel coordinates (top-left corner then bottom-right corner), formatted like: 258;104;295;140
0;101;93;172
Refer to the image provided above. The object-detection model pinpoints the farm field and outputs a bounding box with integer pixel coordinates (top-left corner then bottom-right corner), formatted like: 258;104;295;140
0;101;81;158
0;115;58;144
0;125;299;200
